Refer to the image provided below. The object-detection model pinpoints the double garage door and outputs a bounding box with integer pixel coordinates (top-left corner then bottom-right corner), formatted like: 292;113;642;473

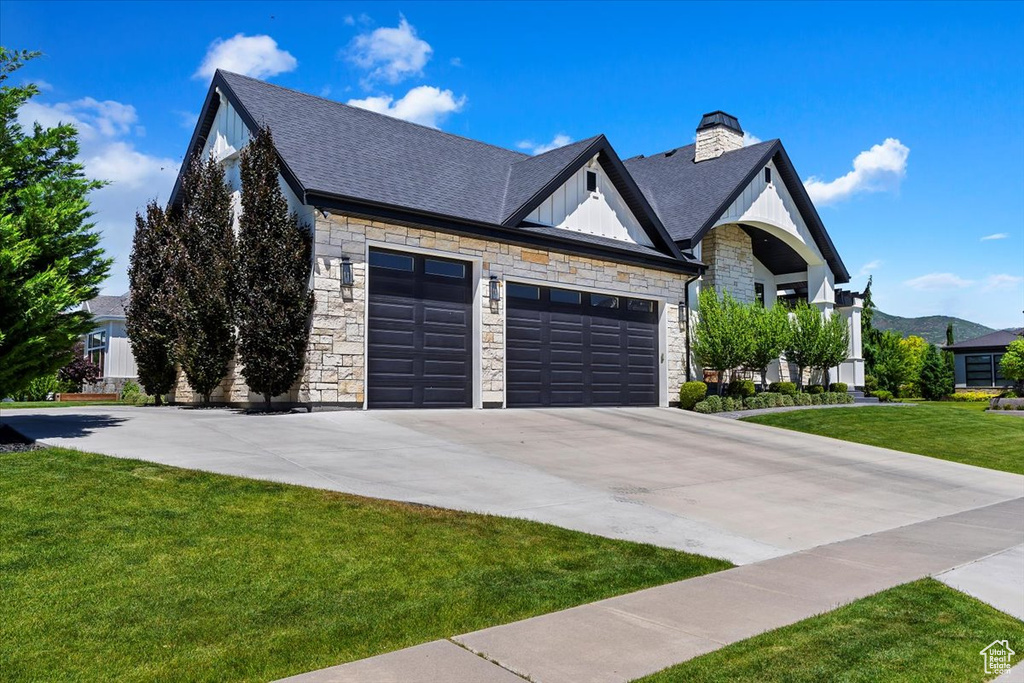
367;247;659;409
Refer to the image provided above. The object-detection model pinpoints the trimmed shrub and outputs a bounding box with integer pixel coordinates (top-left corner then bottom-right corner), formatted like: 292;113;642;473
744;396;763;410
768;381;797;396
947;391;997;402
872;390;894;403
704;395;723;412
831;382;848;394
806;384;825;395
810;394;823;405
728;379;756;399
679;381;708;410
120;380;154;406
694;399;715;414
781;395;795;407
721;397;736;412
796;393;812;406
864;374;879;393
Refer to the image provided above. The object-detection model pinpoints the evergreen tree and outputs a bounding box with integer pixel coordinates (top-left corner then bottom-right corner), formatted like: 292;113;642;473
0;49;111;398
173;151;235;405
746;302;791;389
943;322;955;373
919;343;953;400
872;330;913;393
235;126;314;411
1001;339;1024;394
126;202;177;404
860;276;879;376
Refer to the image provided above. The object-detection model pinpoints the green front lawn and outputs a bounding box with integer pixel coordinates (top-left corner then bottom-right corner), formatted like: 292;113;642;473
637;579;1024;682
0;448;730;682
742;401;1024;474
0;400;124;409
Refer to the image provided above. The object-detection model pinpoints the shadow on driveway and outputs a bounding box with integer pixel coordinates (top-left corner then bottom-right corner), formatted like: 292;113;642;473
0;413;127;441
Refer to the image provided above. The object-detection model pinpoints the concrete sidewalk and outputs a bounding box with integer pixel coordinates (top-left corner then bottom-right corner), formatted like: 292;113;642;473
279;497;1024;683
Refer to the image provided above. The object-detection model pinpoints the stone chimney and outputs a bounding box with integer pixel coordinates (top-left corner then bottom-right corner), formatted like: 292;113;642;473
694;111;743;162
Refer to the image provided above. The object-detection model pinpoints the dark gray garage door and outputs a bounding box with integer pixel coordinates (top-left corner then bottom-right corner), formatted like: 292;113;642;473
367;248;473;409
506;284;659;407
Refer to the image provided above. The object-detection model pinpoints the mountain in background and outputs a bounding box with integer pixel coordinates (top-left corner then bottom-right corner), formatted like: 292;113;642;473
873;310;995;345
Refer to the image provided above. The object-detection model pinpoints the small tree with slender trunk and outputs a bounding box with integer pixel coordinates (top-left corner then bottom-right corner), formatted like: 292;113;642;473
815;310;851;390
746;302;791;390
784;301;824;390
1001;338;1024;395
236;126;314;411
172;151;235;405
693;287;752;394
126;202;177;405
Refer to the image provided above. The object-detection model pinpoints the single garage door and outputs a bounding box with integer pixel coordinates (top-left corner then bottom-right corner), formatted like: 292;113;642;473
367;248;473;408
506;283;659;407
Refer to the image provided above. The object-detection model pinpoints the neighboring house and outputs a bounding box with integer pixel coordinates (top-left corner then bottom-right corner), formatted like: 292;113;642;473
81;294;137;394
166;70;862;409
945;328;1023;390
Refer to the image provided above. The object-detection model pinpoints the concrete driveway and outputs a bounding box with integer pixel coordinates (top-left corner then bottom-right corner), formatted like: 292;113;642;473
4;405;1022;564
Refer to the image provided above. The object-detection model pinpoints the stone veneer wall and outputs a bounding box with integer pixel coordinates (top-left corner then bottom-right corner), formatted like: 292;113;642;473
168;213;693;407
302;213;693;407
701;224;754;303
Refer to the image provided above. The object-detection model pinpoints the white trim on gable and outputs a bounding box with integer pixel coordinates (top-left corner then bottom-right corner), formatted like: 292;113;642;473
525;157;654;247
714;159;826;267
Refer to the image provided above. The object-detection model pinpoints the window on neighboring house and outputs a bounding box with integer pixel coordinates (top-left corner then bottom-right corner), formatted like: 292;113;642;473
995;354;1006;383
586;170;598;193
755;282;765;306
86;330;107;372
965;354;993;387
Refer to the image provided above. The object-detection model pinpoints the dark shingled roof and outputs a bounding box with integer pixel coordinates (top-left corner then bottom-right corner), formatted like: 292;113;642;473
945;328;1023;351
173;72;848;278
218;71;525;226
625;140;778;244
502;136;602;223
84;294;129;318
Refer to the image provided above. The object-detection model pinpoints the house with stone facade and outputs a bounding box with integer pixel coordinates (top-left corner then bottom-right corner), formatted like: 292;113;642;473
166;70;863;409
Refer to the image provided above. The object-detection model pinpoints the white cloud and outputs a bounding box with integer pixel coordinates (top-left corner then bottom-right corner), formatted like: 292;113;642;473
26;78;53;92
903;273;975;291
981;233;1009;241
983;274;1024;291
742;131;761;146
856;259;883;278
348;16;432;84
517;134;572;156
347;85;466;128
804;138;909;206
194;34;297;80
343;15;356;26
450;57;463;67
18;95;179;296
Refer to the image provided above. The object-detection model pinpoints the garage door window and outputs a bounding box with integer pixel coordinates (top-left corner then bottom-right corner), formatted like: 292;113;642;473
369;251;413;271
628;299;654;313
425;259;466;278
508;283;540;300
593;294;618;309
550;288;582;305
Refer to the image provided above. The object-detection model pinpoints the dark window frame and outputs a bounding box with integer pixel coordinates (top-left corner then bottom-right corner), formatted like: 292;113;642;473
586;170;598;193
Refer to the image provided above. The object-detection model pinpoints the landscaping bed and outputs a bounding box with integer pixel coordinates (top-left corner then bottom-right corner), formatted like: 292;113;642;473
679;380;855;415
0;447;731;682
742;401;1024;474
635;578;1024;682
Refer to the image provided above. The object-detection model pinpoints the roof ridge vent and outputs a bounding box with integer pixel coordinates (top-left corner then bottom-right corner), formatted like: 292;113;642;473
664;148;678;158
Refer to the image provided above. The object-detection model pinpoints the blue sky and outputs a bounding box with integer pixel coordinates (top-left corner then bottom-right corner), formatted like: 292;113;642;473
3;0;1023;329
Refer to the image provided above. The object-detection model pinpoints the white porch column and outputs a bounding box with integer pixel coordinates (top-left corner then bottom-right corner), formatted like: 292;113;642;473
837;300;865;388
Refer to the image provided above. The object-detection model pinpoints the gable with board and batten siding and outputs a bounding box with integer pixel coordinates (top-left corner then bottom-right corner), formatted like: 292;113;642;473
525;159;655;247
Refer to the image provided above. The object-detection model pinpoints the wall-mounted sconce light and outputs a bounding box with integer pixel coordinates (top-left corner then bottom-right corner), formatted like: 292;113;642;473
489;275;501;302
340;256;354;287
678;301;685;320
